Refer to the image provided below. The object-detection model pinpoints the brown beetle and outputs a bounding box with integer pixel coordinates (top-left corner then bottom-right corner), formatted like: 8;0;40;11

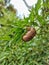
23;27;36;42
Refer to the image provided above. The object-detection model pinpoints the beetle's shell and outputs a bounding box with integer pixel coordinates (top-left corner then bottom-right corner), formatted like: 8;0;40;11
23;27;36;41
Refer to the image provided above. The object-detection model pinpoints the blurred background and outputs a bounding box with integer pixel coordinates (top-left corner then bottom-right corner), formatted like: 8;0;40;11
10;0;37;18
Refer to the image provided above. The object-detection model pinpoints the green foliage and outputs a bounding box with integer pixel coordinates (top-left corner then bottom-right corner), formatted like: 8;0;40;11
0;0;49;65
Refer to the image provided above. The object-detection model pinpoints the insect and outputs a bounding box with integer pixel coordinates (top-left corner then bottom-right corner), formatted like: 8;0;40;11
23;27;36;42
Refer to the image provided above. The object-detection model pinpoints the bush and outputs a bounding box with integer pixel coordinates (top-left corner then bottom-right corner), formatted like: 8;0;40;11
0;0;49;65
